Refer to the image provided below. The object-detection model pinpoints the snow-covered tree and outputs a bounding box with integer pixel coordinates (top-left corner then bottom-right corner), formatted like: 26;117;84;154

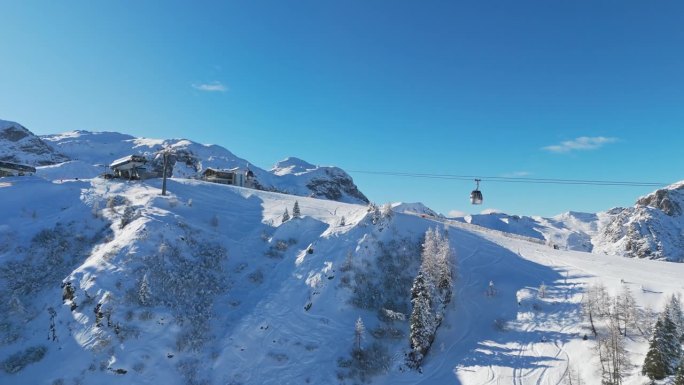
139;273;152;306
616;285;637;336
596;312;629;385
643;317;670;380
408;272;434;368
674;359;684;385
667;293;684;342
643;310;682;379
367;203;381;225
282;208;290;223
355;317;365;350
538;282;547;298
292;201;301;218
381;202;393;218
407;227;454;369
582;283;610;337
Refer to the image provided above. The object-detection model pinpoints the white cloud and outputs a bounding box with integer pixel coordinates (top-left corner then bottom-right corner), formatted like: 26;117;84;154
192;81;227;92
448;210;468;218
481;208;503;215
542;136;618;153
503;171;531;177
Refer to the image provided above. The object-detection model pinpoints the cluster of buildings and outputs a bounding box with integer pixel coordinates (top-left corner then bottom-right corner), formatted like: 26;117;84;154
107;154;256;187
0;160;36;177
1;154;256;189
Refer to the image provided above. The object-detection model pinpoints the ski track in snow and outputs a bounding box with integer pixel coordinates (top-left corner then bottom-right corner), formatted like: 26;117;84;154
398;216;582;385
2;176;684;385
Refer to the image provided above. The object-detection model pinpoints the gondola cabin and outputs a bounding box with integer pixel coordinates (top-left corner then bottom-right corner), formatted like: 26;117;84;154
0;160;36;177
470;179;483;205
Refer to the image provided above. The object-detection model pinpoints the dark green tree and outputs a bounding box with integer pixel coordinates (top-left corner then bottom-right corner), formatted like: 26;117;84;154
643;311;682;380
674;360;684;385
642;317;668;380
292;201;301;218
408;271;433;368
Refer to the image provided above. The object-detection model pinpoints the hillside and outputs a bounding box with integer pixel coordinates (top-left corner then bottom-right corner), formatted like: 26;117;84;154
40;129;368;204
1;175;683;385
449;182;684;262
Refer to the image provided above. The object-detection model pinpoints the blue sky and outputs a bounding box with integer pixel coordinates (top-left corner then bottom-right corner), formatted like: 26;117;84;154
1;1;683;217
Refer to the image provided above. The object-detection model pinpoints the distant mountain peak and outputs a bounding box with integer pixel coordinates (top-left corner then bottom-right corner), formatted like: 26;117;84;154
271;157;317;176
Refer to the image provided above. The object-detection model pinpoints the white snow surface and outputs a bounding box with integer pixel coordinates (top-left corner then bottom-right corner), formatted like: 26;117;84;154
39;129;368;204
1;176;682;385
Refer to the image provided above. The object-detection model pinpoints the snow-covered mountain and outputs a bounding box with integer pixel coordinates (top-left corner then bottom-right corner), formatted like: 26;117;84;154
269;157;368;203
34;125;368;204
0;119;69;165
3;117;684;384
449;211;595;252
1;175;683;385
593;181;684;262
448;182;684;262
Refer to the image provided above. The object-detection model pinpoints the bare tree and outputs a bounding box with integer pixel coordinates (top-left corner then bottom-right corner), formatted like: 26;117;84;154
616;285;637;336
355;317;365;350
582;283;609;337
595;299;630;385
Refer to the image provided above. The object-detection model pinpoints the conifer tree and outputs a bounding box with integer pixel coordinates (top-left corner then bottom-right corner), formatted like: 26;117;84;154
407;227;454;369
643;310;682;379
282;208;290;223
642;317;668;380
662;310;683;373
667;293;684;342
674;359;684;385
292;201;301;218
408;271;433;368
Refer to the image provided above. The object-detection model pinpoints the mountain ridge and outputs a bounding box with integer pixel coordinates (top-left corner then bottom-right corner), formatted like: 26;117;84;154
1;118;368;204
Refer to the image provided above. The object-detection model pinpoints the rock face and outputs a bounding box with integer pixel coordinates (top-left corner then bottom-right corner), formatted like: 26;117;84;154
305;168;369;203
593;183;684;262
0;120;69;165
271;157;369;204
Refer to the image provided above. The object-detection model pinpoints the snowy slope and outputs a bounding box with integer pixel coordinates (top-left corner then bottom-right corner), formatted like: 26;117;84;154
448;181;684;261
1;175;683;385
40;130;368;204
0;119;69;165
450;211;595;252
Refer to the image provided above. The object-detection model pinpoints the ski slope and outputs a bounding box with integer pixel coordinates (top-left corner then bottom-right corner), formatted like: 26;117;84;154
0;174;682;384
386;214;684;385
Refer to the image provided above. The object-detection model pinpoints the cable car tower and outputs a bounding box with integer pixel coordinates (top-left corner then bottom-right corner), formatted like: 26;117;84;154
470;179;483;205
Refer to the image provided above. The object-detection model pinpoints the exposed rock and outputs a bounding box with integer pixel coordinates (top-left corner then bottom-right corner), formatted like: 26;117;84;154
593;182;684;262
0;120;69;165
636;186;683;216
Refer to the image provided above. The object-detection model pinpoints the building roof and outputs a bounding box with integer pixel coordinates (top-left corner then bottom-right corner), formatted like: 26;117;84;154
110;155;146;168
0;160;36;173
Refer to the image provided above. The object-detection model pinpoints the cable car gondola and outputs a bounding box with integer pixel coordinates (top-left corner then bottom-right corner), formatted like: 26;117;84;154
470;179;483;205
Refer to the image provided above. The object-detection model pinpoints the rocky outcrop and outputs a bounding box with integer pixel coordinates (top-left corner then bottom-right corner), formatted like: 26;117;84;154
306;168;369;203
593;183;684;262
0;120;69;165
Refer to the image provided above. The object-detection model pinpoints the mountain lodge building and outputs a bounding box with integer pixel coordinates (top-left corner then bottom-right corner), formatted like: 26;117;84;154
0;160;37;177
